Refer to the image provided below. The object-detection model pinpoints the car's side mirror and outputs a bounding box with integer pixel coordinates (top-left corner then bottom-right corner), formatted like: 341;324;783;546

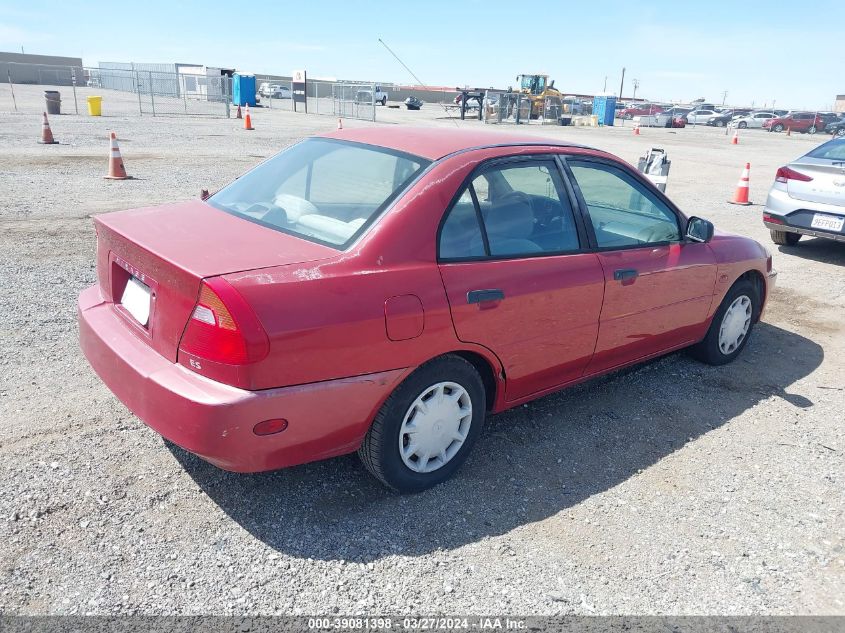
686;216;714;243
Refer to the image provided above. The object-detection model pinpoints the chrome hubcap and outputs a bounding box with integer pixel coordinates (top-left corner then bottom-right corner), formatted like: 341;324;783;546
719;295;752;355
399;382;472;474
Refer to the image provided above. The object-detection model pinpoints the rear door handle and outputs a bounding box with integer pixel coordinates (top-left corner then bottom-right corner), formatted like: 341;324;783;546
467;289;504;304
613;268;639;281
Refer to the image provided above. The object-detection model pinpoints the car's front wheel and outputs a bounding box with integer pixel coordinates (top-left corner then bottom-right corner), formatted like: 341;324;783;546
773;124;784;132
358;355;486;493
689;279;759;366
738;121;748;129
770;229;801;246
836;128;845;138
381;96;387;106
716;120;725;127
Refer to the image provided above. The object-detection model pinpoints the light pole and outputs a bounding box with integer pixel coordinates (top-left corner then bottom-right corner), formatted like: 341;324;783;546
632;79;639;100
603;76;607;92
721;90;728;106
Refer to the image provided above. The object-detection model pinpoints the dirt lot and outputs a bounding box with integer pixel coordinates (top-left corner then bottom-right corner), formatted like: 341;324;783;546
1;84;843;615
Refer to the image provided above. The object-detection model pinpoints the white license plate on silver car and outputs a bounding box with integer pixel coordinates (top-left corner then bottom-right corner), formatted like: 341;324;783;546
810;213;844;232
121;277;151;326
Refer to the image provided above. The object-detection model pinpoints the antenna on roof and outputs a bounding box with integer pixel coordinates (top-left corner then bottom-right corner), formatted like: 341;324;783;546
378;38;459;127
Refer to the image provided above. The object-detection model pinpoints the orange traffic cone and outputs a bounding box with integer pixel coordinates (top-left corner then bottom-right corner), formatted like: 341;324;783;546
244;103;254;130
104;132;131;180
38;112;58;144
727;163;751;206
337;118;343;130
236;104;242;119
633;123;640;136
731;129;739;145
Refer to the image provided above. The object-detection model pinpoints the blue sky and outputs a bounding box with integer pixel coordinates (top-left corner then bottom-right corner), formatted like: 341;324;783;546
1;1;842;109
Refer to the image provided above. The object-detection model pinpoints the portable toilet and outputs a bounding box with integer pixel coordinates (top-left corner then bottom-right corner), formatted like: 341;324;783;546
232;73;256;107
592;93;617;126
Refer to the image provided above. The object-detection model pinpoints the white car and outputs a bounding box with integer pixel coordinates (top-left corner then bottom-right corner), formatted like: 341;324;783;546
268;85;291;99
731;112;777;129
685;109;719;125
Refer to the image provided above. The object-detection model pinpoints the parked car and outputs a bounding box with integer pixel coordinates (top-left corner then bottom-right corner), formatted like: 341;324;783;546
617;104;664;119
355;86;390;105
685;109;719;125
818;112;843;127
763;137;845;245
636;107;689;127
731;112;777;129
78;128;775;493
826;119;845;137
258;82;271;97
404;96;423;110
707;109;751;127
267;85;291;99
763;112;825;134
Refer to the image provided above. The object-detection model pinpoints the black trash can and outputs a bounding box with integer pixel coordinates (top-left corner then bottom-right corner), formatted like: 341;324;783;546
44;91;61;115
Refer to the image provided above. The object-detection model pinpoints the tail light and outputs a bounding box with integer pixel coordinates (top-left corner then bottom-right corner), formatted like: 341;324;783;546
775;166;813;183
763;213;785;225
179;278;269;365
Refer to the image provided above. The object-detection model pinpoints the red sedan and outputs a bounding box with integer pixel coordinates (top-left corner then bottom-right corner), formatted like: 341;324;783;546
616;104;664;120
78;128;775;492
763;112;825;134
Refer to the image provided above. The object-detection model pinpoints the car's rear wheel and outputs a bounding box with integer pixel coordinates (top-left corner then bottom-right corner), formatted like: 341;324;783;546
624;113;633;120
716;120;725;127
738;121;747;129
836;128;845;138
358;355;486;493
381;96;387;106
770;229;801;246
689;279;759;366
808;126;817;134
773;124;784;132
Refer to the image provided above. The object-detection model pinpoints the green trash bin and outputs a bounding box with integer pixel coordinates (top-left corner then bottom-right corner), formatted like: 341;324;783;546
44;91;61;115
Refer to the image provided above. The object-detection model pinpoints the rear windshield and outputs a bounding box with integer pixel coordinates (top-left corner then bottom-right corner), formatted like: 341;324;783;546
208;138;429;248
806;139;845;161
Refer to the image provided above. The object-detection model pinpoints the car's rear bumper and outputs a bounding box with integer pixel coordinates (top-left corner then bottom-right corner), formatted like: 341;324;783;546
78;285;408;473
764;187;845;242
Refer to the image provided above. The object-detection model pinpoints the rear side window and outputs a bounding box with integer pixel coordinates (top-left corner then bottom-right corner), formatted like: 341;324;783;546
209;138;428;248
439;159;581;260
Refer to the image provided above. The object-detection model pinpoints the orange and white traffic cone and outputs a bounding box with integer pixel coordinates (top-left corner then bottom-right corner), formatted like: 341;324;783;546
104;132;130;180
633;123;640;136
727;162;751;206
38;111;58;144
244;103;254;130
337;118;343;130
236;104;242;119
731;129;739;145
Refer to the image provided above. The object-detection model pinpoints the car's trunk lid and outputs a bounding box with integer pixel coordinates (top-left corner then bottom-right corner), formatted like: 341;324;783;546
787;158;845;207
94;200;336;361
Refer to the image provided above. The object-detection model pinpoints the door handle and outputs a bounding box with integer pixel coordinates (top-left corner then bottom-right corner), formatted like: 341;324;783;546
467;289;505;304
613;268;639;281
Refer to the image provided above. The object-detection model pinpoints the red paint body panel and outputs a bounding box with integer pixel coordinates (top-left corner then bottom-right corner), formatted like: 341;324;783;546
439;254;605;401
77;129;775;474
78;286;408;472
586;242;717;373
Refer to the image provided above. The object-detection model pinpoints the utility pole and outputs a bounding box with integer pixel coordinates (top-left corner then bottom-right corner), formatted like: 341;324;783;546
632;79;640;100
619;67;626;99
721;90;728;106
603;76;607;92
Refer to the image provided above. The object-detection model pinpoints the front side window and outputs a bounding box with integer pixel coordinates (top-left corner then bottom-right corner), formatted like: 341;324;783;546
568;160;681;248
209;138;428;248
439;159;580;260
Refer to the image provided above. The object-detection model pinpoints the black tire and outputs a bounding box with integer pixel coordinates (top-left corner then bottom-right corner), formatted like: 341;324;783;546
738;121;748;129
716;120;725;127
624;113;633;120
808;126;817;135
358;355;486;493
836;128;845;138
773;123;784;132
381;96;387;106
770;229;801;246
688;279;760;366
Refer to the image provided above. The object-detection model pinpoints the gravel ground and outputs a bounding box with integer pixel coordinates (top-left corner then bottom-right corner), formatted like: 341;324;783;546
1;84;843;616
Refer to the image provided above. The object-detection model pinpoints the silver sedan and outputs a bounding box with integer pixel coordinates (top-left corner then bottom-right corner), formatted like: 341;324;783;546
763;138;845;245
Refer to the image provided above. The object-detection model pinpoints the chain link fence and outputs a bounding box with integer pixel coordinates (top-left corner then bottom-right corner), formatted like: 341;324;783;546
484;91;599;126
3;62;230;117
